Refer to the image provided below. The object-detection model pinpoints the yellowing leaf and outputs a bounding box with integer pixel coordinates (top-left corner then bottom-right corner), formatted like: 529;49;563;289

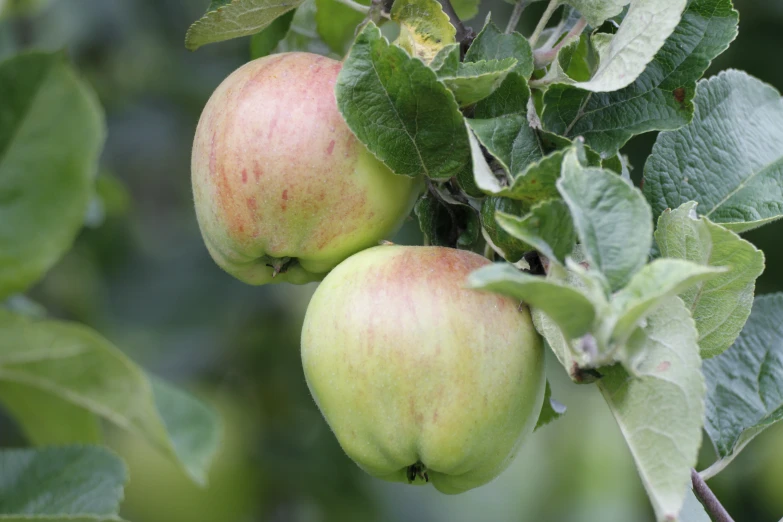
391;0;455;64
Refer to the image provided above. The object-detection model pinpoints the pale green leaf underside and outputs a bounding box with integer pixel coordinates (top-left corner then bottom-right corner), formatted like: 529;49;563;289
679;488;711;522
557;148;652;291
702;294;783;479
496;199;576;265
566;0;686;92
655;202;765;358
599;297;705;521
469;263;595;339
609;258;726;346
644;71;783;233
0;447;126;516
336;23;470;179
542;0;738;157
0;52;104;301
534;381;566;430
532;306;593;383
185;0;304;50
562;0;629;27
0;312;220;486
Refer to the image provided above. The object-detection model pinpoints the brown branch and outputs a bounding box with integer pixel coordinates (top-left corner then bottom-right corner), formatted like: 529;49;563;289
440;0;475;56
691;469;735;522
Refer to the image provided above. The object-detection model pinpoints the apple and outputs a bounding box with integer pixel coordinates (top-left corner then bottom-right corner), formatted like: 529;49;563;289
191;52;422;285
301;245;545;494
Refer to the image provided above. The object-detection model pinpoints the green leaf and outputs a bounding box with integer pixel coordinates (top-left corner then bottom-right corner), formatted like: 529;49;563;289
0;52;104;301
391;0;455;63
185;0;304;50
0;312;221;486
314;0;368;55
480;196;531;262
701;294;783;479
274;0;333;55
468;263;596;339
565;0;686;92
534;381;566;430
414;192;479;248
473;71;531;119
0;446;126;516
249;10;294;59
532;306;596;383
557;148;652;291
496;199;576;265
464;16;534;79
468;114;538;179
609;258;726;347
655;202;765;358
562;0;629;27
598;297;705;521
542;0;738;157
450;0;479;20
0;382;102;445
551;33;596;83
430;43;460;76
679;489;711;522
336;23;469;179
440;58;517;107
644;71;783;233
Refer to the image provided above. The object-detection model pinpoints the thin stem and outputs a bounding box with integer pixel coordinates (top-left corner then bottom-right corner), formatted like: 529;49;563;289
691;469;735;522
505;0;530;34
335;0;371;14
529;0;561;48
533;16;587;67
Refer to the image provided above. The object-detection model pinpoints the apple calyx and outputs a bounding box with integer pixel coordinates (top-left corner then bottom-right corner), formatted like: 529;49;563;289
265;256;294;278
406;462;429;484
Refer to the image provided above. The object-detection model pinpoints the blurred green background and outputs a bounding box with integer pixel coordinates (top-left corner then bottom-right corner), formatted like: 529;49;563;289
1;1;782;521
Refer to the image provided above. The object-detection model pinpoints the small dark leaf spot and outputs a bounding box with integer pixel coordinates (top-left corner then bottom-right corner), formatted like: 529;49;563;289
673;87;686;107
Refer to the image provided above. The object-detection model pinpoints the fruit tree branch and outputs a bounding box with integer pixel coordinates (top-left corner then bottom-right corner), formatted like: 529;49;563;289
691;469;735;522
440;0;473;45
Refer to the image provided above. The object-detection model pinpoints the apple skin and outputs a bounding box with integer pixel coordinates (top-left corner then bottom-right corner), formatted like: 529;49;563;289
301;245;545;494
191;52;422;285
